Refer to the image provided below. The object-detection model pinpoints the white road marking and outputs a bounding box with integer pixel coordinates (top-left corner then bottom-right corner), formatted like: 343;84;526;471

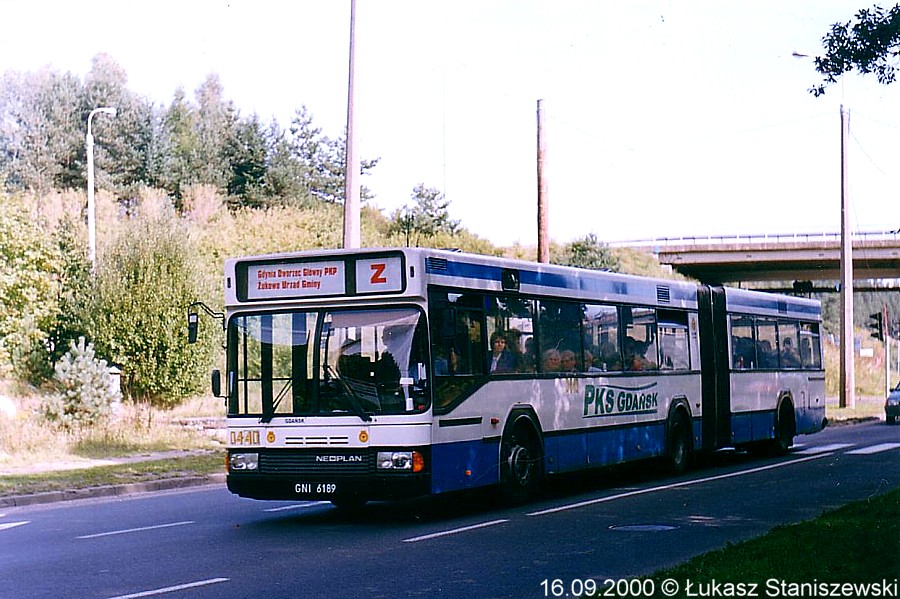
78;521;194;540
847;443;900;455
402;519;509;543
106;577;229;599
794;443;854;455
0;521;29;531
264;501;330;512
527;452;834;517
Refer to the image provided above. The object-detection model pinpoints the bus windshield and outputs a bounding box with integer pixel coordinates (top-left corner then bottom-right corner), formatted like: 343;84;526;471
228;307;429;418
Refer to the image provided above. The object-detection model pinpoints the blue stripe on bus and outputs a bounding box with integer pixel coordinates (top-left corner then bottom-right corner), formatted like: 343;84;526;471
427;259;697;304
430;438;500;494
547;422;667;473
430;420;678;494
725;291;820;317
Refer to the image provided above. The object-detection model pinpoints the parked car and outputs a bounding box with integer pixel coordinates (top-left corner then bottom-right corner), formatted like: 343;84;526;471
887;383;900;425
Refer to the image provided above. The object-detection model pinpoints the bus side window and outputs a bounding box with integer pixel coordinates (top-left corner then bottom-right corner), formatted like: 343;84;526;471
583;303;620;372
537;299;584;373
730;315;756;370
778;320;801;369
658;310;690;370
486;295;535;374
623;306;658;371
799;322;822;369
755;318;779;369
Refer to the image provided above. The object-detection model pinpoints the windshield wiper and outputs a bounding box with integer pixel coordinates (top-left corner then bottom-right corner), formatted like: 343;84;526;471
261;379;292;424
324;364;373;422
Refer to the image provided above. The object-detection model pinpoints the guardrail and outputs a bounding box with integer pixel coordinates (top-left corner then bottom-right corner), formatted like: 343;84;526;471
607;230;900;249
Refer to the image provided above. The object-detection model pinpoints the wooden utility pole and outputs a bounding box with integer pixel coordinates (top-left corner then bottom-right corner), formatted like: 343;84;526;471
884;303;890;401
839;105;855;409
537;99;549;263
342;0;361;249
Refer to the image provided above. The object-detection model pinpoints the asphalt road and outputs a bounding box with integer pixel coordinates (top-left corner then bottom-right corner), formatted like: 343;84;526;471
1;421;897;599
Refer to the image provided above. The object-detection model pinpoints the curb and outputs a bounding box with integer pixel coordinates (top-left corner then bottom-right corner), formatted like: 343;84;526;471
0;473;226;508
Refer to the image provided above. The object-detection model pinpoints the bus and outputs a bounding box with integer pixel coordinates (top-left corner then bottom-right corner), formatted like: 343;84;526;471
190;247;827;507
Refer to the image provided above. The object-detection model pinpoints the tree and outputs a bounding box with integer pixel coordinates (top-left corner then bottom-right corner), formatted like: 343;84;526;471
192;74;237;189
0;68;84;192
551;233;620;272
286;106;378;205
390;183;459;243
81;53;157;197
225;114;268;204
811;4;900;96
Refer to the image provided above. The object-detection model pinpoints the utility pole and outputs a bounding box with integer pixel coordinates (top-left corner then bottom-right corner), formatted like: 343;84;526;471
537;99;549;263
884;303;890;401
839;105;855;409
342;0;361;249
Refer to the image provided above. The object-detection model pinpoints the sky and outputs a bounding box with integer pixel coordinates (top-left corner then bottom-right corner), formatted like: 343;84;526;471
2;0;899;247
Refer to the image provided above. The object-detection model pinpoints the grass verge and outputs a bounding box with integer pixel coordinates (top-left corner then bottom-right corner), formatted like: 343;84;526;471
641;488;900;597
0;451;223;497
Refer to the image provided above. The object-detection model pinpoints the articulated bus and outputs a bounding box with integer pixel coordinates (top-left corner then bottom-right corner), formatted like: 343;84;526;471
196;248;826;508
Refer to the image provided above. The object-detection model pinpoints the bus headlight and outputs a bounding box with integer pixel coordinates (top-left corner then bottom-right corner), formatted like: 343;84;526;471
229;452;259;471
377;451;424;473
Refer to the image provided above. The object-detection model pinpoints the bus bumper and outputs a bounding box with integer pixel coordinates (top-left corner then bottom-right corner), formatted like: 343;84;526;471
225;446;432;501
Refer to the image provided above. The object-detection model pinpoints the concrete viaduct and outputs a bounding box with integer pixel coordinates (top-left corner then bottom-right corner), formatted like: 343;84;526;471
612;231;900;285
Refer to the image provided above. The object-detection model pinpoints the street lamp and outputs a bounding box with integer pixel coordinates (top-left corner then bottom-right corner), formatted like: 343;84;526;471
86;106;117;270
793;51;855;408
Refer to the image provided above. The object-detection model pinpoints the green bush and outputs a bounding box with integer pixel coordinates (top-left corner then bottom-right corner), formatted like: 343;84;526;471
85;197;215;408
42;337;121;431
0;193;67;383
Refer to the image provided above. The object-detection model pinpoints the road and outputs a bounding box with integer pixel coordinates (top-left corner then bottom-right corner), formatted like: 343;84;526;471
1;421;897;599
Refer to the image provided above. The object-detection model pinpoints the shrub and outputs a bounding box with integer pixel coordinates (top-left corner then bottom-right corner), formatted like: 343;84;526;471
42;337;121;431
0;193;67;383
85;196;215;408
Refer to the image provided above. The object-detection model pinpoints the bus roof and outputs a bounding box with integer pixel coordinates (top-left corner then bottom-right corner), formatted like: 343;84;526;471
224;247;819;320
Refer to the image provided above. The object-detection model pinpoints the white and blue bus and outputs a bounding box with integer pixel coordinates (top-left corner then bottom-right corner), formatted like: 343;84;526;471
198;248;826;507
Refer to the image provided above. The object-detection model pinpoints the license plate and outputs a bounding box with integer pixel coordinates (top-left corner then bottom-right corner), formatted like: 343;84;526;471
294;482;337;495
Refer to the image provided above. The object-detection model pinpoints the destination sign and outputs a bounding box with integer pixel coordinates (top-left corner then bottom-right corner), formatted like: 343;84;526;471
246;260;345;300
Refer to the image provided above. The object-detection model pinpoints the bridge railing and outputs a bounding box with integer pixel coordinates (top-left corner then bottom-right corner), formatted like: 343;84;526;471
607;230;900;249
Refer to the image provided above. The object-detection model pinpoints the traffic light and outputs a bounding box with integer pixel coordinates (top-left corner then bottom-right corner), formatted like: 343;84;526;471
869;312;884;341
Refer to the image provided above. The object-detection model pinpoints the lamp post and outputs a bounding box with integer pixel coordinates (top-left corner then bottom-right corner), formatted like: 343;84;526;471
793;52;854;408
86;106;117;270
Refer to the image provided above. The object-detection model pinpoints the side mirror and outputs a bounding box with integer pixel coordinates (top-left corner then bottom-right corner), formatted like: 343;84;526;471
211;369;222;397
188;312;199;344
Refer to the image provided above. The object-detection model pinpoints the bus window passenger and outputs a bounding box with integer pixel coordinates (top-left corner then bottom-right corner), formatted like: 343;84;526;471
542;348;561;373
488;331;518;373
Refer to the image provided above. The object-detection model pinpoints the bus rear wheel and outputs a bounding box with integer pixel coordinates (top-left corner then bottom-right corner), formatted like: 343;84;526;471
500;422;543;504
666;411;692;476
771;402;795;454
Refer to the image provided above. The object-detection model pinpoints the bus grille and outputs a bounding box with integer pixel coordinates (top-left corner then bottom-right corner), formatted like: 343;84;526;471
258;450;374;476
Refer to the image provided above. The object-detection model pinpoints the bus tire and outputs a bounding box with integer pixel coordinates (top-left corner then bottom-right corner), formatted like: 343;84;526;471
771;400;795;455
499;415;543;504
666;409;692;476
